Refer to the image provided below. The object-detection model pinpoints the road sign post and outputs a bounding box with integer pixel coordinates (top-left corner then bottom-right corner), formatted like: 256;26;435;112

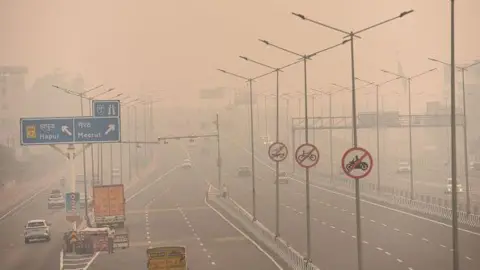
268;142;288;162
20;117;121;145
341;147;374;270
295;143;319;168
341;147;373;179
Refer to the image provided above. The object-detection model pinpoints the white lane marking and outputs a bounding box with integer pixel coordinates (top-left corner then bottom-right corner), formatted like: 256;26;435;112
60;249;64;270
83;252;100;269
466;256;472;261
126;164;181;202
246;148;480;237
362;241;369;244
385;251;391;256
370;219;376;223
376;247;383;251
408;267;414;270
393;228;400;232
406;233;413;236
204;196;284;269
382;223;387;227
178;207;217;266
0;172;60;222
421;237;429;243
330;225;336;229
396;258;403;263
440;244;447;248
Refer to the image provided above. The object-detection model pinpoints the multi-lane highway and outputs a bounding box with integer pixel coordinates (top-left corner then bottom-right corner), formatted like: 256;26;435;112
188;122;480;270
87;141;284;270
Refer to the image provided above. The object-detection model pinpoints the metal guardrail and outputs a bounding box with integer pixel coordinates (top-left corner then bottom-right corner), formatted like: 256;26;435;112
207;185;320;270
305;173;480;229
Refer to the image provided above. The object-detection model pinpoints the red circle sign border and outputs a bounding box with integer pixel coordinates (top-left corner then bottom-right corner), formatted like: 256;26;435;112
268;142;288;162
341;147;373;179
295;143;320;168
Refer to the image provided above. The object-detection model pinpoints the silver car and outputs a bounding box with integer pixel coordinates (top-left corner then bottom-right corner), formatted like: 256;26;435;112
24;219;51;243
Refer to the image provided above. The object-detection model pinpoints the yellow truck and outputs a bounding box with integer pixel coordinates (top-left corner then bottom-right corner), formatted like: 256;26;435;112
147;246;187;270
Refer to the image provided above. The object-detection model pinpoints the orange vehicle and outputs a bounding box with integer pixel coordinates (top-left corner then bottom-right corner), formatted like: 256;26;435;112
93;184;126;228
147;246;187;270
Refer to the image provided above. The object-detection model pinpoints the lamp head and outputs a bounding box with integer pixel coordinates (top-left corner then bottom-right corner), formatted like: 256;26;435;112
291;12;306;20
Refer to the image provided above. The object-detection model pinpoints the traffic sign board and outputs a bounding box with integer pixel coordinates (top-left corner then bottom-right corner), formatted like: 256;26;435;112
341;147;373;179
268;142;288;162
20;117;121;145
93;100;121;118
65;192;80;214
74;117;120;143
295;143;319;168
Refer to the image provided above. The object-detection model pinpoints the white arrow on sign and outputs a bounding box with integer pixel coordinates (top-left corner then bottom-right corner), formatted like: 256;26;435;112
105;124;116;135
61;125;72;136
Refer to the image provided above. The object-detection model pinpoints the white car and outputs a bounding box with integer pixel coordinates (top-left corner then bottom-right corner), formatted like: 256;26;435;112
445;177;464;194
274;172;289;184
47;192;65;209
397;162;411;173
182;159;192;169
24;219;51;243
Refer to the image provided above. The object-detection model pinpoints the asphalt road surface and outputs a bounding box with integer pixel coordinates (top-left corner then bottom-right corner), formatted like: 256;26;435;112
87;142;283;270
186;132;480;270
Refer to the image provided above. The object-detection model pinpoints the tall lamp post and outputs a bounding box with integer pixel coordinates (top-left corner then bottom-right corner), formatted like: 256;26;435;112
428;57;480;214
292;11;414;269
381;68;437;200
124;98;140;184
217;69;258;220
354;76;402;193
258;39;349;262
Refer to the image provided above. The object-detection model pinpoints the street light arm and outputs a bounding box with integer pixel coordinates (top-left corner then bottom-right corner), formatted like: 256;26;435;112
355;77;375;86
239;55;281;71
252;58;304;80
307;39;350;58
258;39;303;57
353;9;414;36
465;60;480;69
217;68;249;81
291;12;352;36
378;76;403;87
427;57;450;66
410;68;437;79
381;69;406;79
331;83;350;91
82;84;104;95
90;87;115;99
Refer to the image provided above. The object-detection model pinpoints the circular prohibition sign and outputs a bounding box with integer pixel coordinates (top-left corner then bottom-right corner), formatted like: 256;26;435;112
268;142;288;162
341;147;374;179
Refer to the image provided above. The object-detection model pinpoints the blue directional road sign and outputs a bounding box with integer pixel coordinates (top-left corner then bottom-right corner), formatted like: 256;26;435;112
20;117;74;145
20;117;121;145
65;192;80;214
74;117;120;143
92;100;121;117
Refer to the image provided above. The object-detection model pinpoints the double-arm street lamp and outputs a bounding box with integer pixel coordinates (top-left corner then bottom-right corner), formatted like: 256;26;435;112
257;39;349;261
381;68;437;200
291;10;414;269
217;69;259;221
428;57;480;214
354;76;403;193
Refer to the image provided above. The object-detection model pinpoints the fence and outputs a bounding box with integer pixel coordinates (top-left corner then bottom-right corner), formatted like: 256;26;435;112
206;185;320;270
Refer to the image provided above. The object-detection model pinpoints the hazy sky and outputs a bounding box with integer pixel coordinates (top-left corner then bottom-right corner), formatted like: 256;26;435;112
1;0;479;112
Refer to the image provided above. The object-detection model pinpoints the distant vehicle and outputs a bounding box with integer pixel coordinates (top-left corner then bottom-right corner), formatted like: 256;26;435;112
24;219;51;243
470;161;480;171
78;193;93;208
47;192;65;209
445;177;464;194
275;172;289;184
50;189;61;195
237;166;252;177
397;162;411;173
182;159;192;169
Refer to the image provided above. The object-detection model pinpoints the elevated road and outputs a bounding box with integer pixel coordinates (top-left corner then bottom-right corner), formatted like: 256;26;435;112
188;134;480;270
88;142;283;270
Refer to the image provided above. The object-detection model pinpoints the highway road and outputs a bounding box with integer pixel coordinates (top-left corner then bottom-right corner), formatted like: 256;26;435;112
87;142;284;270
0;142;159;270
187;129;480;270
222;107;480;205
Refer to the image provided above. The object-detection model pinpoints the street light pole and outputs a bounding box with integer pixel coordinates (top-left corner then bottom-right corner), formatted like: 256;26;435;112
354;77;402;193
239;56;283;237
292;10;414;269
381;68;437;200
258;39;349;262
449;1;459;269
217;69;257;220
428;57;480;214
